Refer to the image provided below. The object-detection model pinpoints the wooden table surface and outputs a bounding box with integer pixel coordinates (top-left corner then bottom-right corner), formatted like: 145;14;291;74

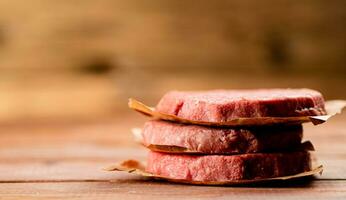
0;112;345;200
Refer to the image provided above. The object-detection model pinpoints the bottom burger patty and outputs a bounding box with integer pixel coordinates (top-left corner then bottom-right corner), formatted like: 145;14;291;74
146;151;311;182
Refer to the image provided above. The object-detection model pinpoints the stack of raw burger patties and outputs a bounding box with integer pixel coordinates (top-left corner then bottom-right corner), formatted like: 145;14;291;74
139;89;326;183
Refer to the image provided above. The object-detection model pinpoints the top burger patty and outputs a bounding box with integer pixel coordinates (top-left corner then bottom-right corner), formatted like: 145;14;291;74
156;88;326;123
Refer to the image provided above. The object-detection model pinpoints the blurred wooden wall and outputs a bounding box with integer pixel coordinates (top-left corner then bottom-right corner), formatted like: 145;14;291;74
0;0;345;121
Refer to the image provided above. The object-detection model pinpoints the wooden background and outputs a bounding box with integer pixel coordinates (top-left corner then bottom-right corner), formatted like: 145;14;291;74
0;0;345;121
0;1;345;198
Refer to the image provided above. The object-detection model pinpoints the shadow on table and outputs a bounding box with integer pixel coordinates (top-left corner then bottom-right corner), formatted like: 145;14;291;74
110;176;317;188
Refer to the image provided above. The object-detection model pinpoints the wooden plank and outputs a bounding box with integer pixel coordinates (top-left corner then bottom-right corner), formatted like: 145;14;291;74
0;180;345;200
0;115;345;182
0;159;122;182
0;114;344;199
0;150;344;181
0;120;345;158
0;115;345;152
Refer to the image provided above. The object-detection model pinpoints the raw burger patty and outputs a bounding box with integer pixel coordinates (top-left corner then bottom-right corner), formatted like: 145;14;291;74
142;120;303;154
156;89;326;122
146;151;311;182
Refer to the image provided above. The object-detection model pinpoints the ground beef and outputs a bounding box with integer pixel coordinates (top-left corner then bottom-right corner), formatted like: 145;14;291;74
142;120;303;154
146;151;311;182
155;89;326;122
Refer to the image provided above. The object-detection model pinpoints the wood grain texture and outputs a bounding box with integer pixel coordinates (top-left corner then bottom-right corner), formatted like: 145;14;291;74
0;113;345;199
0;181;345;200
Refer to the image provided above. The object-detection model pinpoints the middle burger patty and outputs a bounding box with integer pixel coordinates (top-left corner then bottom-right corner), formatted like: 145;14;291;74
141;120;303;154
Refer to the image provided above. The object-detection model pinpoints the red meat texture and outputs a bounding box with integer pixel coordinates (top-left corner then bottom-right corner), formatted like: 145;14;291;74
142;120;303;154
146;151;311;182
156;89;326;122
